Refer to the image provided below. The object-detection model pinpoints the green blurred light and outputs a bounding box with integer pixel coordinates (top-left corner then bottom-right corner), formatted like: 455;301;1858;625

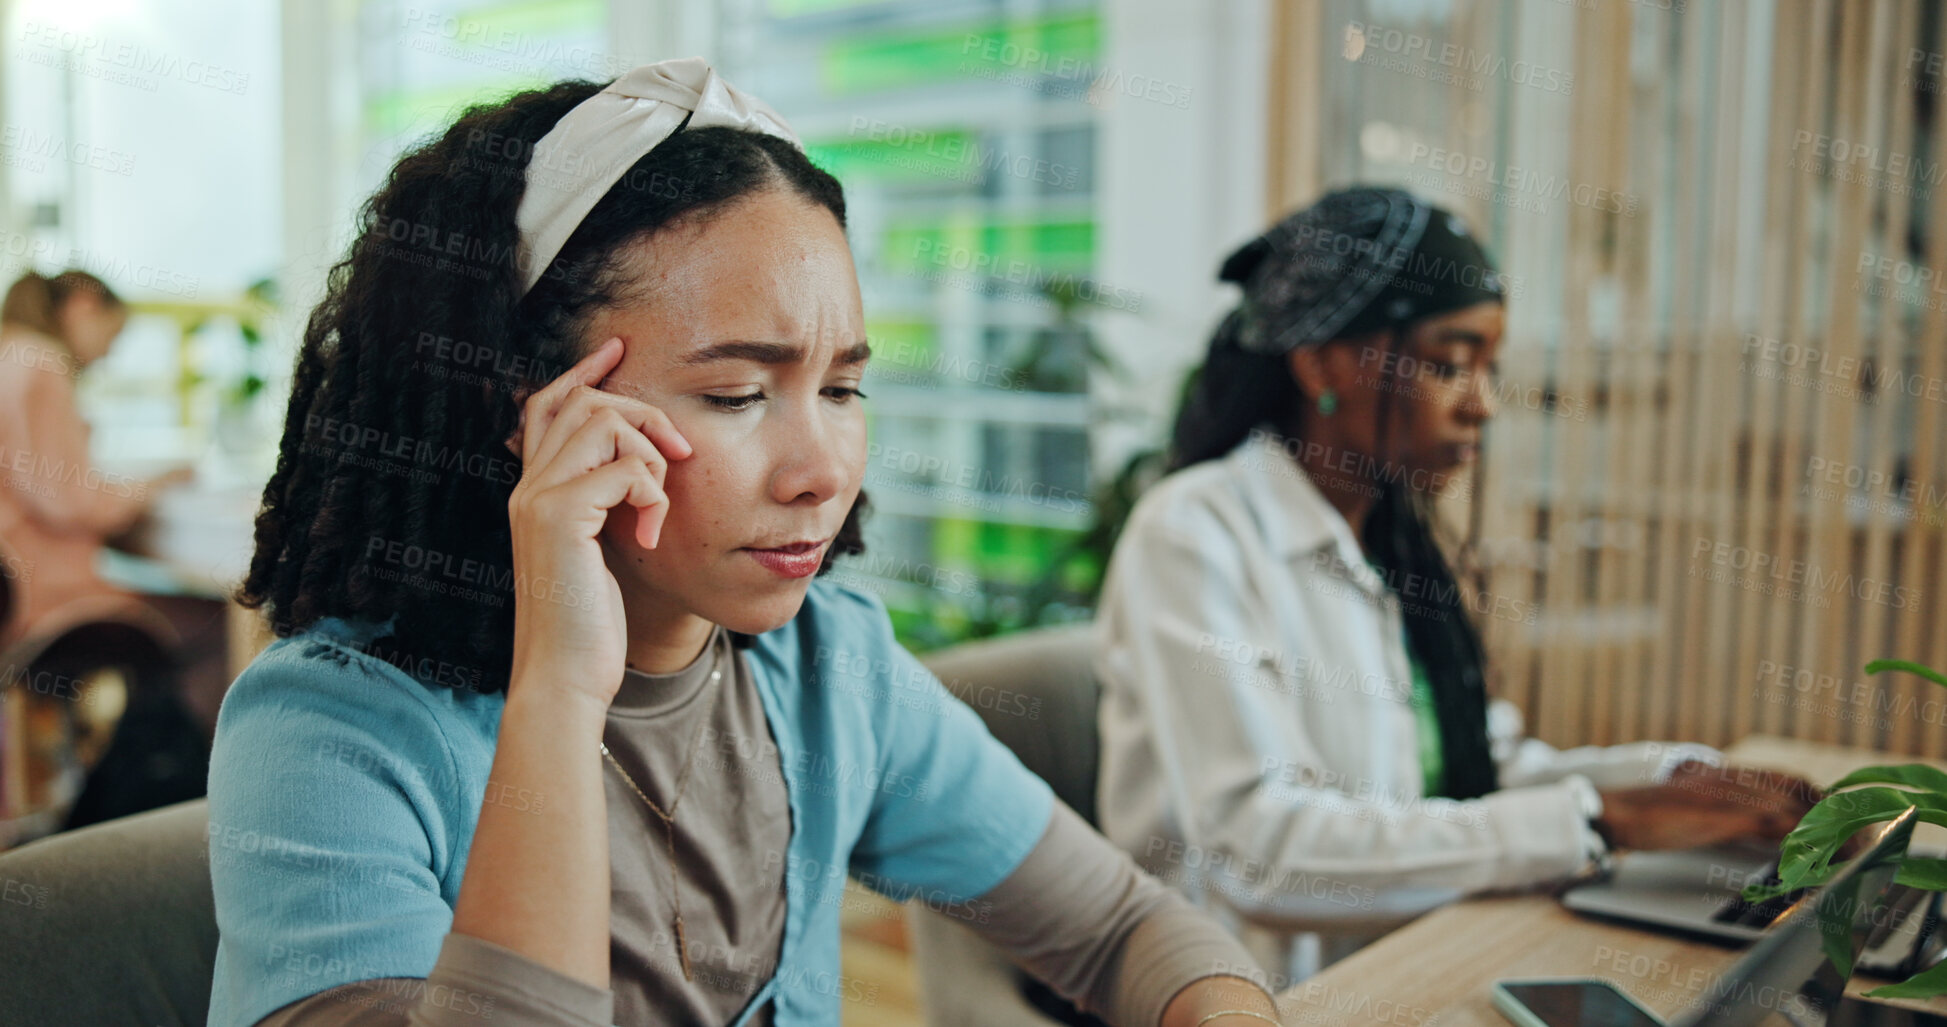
821;12;1100;95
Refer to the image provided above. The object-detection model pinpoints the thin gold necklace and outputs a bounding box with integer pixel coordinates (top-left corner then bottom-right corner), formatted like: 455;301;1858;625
599;628;725;982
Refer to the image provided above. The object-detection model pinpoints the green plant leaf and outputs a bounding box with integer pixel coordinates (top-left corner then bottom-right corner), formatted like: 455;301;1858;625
1895;858;1947;890
1863;952;1947;999
1773;789;1907;887
1743;788;1947;900
1827;763;1947;795
1866;659;1947;690
1743;864;1836;903
1743;852;1947;901
1818;889;1858;980
1815;846;1909;981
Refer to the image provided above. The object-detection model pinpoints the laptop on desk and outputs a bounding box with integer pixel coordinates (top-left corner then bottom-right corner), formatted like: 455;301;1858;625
1499;807;1944;1026
1562;842;1793;944
1562;834;1945;977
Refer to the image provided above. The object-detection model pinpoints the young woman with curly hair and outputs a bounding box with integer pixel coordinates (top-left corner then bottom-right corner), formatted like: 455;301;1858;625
206;59;1282;1027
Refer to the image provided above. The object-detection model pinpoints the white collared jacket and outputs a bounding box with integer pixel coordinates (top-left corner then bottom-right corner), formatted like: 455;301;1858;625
1094;429;1718;985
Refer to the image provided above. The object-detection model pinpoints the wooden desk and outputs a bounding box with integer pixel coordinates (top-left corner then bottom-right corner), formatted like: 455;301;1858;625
1274;735;1947;1026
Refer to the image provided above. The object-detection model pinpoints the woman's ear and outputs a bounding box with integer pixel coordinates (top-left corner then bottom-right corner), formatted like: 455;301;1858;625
1289;333;1389;403
1285;345;1334;402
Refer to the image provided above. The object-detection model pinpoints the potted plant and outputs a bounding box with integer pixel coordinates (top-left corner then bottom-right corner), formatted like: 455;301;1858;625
1744;659;1947;997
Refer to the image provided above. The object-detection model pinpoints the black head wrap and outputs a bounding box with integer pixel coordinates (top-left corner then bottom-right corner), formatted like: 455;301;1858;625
1224;186;1506;353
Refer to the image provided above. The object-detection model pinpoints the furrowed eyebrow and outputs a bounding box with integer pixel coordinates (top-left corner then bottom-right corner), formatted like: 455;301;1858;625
677;339;874;367
678;341;803;366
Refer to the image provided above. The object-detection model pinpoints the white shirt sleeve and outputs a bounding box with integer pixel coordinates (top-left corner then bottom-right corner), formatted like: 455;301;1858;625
1488;698;1725;791
1096;510;1603;932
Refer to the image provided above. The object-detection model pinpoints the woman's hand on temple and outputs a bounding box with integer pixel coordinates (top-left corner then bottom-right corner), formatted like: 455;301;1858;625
449;336;675;985
504;335;691;710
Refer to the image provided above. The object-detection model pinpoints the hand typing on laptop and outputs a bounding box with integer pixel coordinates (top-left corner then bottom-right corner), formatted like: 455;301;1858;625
1591;761;1820;851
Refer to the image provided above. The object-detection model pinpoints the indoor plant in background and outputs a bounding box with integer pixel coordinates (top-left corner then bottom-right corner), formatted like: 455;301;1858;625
1744;659;1947;997
209;277;279;464
897;274;1175;649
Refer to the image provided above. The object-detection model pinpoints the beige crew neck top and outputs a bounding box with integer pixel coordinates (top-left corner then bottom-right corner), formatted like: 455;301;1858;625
603;625;787;1025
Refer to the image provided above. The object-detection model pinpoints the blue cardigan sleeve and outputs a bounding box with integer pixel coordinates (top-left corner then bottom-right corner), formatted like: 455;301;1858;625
205;636;468;1027
825;588;1055;906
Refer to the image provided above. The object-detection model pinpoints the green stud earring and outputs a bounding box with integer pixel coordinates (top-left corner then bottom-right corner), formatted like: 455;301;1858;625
1318;389;1338;416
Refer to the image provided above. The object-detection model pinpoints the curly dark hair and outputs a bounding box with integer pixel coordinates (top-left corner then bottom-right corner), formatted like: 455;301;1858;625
238;78;868;693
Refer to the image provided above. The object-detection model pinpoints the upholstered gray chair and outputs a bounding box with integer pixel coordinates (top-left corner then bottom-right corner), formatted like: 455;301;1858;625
0;797;217;1026
910;623;1099;1027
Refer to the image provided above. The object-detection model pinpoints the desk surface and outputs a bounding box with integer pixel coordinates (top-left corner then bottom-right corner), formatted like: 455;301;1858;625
105;481;262;598
1274;735;1947;1026
101;480;271;678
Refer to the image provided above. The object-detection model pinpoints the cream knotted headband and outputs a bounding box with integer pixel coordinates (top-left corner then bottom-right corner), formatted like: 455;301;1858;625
512;56;799;295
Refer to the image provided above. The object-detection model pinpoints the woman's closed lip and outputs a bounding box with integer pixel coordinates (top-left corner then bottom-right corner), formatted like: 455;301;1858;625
747;538;827;553
742;537;833;578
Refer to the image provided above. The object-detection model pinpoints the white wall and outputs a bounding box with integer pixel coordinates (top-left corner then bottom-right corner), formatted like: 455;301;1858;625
5;0;279;299
1092;0;1271;473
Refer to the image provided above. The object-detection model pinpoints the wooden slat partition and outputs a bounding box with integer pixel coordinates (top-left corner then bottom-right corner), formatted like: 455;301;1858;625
1686;0;1754;747
1757;0;1839;743
1893;4;1947;759
1269;0;1946;756
1544;0;1606;747
1575;0;1634;747
1607;0;1679;747
1644;0;1711;746
1797;0;1876;746
1267;0;1325;224
1732;0;1808;755
1854;0;1920;751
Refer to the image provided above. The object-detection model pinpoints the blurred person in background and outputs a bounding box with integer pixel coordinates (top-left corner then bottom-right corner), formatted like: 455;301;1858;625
1093;187;1819;988
0;269;191;642
0;268;208;830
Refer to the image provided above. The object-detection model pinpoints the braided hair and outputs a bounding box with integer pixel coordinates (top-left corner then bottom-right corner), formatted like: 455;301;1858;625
238;79;867;693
